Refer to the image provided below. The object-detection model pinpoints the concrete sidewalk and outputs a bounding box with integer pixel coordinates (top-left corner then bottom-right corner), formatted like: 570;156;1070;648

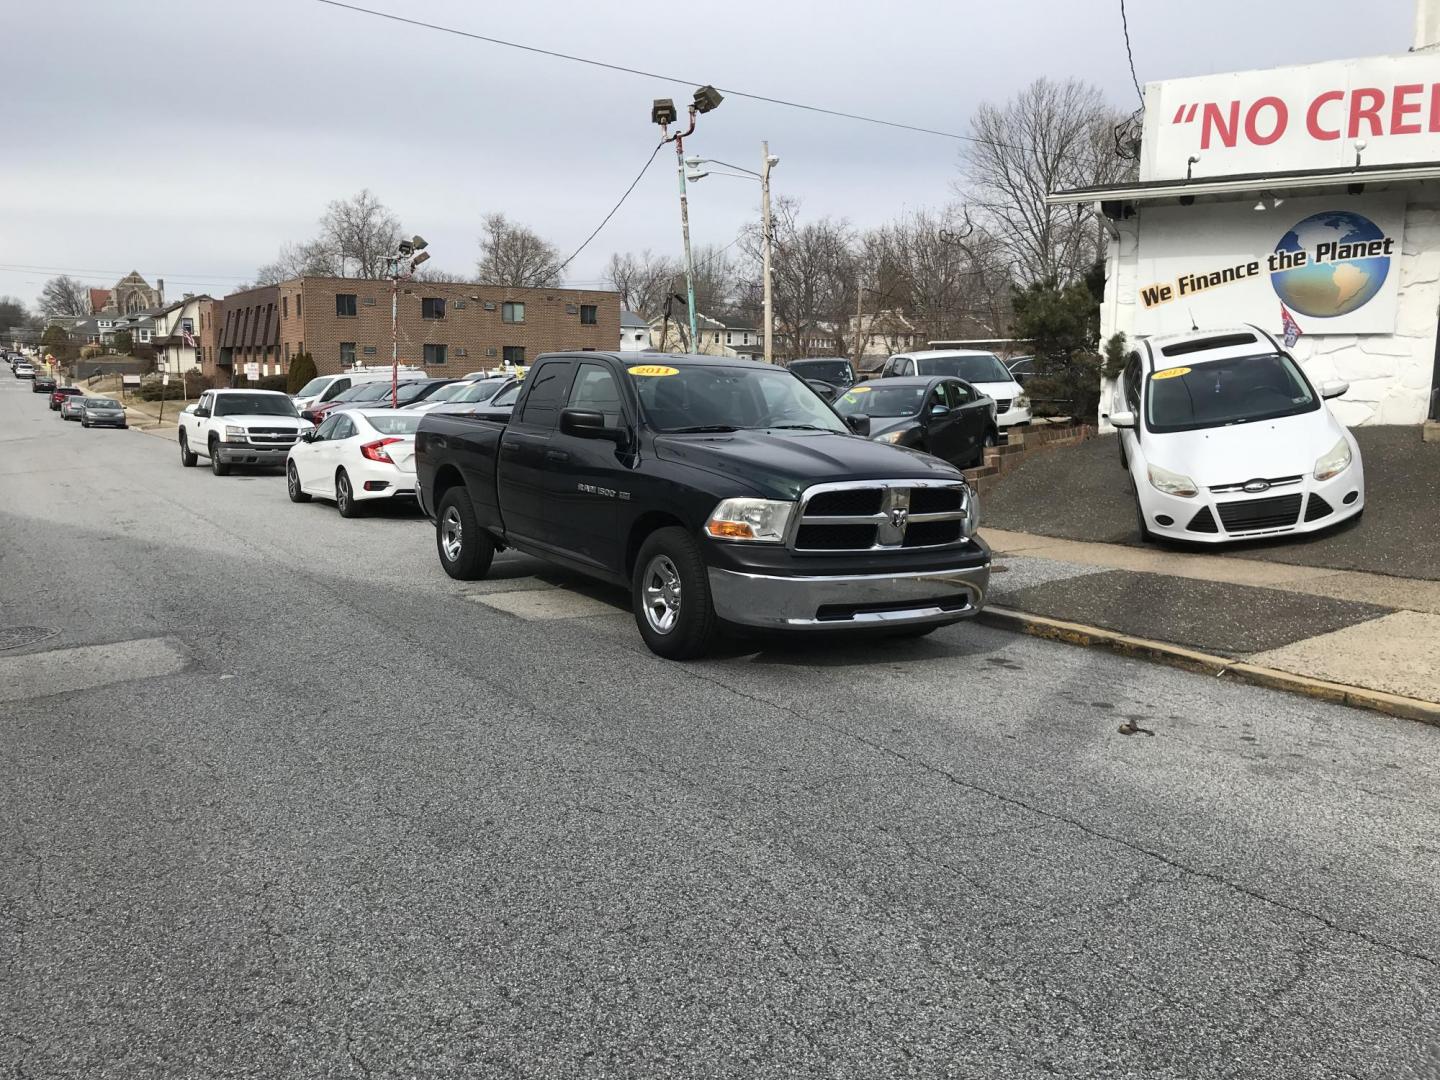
981;527;1440;717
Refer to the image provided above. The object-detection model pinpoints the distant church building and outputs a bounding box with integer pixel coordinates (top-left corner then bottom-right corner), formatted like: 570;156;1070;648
90;271;164;315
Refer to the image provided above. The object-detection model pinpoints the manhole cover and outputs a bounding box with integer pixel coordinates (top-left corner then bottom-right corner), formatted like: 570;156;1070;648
0;626;59;651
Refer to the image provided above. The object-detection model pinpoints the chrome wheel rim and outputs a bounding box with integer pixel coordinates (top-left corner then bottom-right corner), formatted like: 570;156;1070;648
288;465;300;497
337;475;350;510
641;554;682;635
440;506;463;561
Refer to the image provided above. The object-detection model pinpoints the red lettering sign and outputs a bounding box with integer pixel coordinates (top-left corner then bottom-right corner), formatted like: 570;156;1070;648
1347;87;1385;138
1306;89;1343;140
1244;96;1287;145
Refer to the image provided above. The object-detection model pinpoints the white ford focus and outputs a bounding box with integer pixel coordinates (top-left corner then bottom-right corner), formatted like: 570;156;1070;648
285;409;421;518
1108;326;1364;543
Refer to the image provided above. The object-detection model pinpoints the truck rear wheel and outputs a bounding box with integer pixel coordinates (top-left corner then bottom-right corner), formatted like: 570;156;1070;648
632;527;718;661
179;432;197;467
435;487;494;580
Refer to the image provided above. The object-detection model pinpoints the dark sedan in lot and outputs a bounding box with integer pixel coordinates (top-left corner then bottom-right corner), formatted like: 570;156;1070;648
32;374;57;394
832;376;996;469
79;397;128;428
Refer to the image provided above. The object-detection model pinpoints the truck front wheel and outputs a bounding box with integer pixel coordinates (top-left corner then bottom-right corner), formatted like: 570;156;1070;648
435;487;494;580
209;437;231;476
632;527;718;660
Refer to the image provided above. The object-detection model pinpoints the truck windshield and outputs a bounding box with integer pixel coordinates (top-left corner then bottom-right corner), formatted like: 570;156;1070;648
833;384;927;418
788;359;854;386
917;354;1010;382
1146;352;1320;433
631;366;846;434
214;394;300;417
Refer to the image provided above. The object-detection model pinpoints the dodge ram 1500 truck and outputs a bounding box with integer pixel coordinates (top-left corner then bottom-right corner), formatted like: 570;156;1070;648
177;389;314;476
415;352;990;659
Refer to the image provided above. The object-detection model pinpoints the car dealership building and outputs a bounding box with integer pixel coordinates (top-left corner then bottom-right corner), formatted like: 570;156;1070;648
1054;12;1440;430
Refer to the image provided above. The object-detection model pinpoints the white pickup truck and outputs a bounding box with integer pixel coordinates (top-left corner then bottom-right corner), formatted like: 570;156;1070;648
178;389;314;476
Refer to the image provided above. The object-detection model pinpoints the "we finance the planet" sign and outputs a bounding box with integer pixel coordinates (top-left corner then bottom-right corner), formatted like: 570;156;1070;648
1132;194;1403;337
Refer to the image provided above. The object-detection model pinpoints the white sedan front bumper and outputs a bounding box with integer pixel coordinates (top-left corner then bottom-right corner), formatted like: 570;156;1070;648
1136;460;1365;543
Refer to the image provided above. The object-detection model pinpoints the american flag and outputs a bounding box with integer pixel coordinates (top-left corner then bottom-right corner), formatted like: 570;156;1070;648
1280;304;1302;349
181;327;195;348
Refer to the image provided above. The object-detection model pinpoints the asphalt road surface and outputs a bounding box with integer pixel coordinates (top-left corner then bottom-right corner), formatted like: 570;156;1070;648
3;377;1439;1080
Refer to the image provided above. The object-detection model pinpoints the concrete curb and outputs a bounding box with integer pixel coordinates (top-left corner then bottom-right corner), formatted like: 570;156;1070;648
977;605;1440;728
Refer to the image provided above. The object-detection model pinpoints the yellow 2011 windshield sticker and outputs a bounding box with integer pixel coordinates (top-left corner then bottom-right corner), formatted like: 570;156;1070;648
628;365;679;377
1152;366;1191;380
845;386;871;393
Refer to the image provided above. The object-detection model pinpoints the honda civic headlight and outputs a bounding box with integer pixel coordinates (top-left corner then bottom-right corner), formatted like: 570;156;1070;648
1313;437;1352;481
1147;463;1198;498
874;430;906;444
223;425;247;442
704;498;794;543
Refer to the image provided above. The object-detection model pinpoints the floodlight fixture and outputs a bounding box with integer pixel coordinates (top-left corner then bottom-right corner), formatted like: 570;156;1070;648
652;98;677;126
692;85;724;114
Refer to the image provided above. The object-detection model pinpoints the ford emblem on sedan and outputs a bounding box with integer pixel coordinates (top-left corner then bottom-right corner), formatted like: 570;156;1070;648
1242;479;1271;493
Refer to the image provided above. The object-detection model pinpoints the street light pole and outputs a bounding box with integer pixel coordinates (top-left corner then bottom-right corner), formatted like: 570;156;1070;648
674;132;699;353
761;141;775;366
388;236;430;408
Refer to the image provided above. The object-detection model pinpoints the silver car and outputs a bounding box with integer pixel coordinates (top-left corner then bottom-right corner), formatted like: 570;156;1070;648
80;398;128;429
59;396;88;421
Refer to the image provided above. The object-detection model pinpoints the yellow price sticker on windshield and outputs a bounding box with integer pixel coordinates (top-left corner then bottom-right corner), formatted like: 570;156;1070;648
845;386;871;393
628;365;679;377
1152;366;1191;380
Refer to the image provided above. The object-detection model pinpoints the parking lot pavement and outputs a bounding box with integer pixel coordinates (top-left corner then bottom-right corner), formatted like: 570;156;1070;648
983;426;1440;581
4;379;1440;1079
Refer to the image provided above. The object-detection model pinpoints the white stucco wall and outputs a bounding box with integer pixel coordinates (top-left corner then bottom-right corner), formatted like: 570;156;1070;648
1098;187;1439;427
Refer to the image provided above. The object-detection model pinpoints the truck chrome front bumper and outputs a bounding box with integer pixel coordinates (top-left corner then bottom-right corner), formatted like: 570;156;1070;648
707;562;990;629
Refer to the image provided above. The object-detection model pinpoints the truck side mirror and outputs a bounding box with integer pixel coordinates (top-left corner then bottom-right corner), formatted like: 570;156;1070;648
194;406;210;418
560;407;625;443
845;414;871;436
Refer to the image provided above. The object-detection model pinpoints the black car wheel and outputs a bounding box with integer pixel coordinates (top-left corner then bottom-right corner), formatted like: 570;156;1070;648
435;486;494;580
1133;490;1155;544
81;418;90;428
983;427;998;449
209;437;231;476
287;462;311;503
632;526;718;661
335;469;362;518
179;432;197;467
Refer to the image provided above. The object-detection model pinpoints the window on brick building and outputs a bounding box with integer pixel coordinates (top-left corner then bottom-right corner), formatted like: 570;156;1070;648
296;296;302;319
336;293;357;317
340;342;356;366
502;302;525;324
421;297;445;319
424;344;448;366
580;304;598;325
503;345;525;365
282;296;288;319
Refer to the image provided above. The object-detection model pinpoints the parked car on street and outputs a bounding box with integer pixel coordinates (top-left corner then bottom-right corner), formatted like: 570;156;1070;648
177;389;313;475
49;386;83;411
287;409;421;517
1108;326;1364;543
291;366;426;412
880;351;1029;435
832;377;996;469
79;397;128;429
32;374;55;393
786;358;856;390
14;362;35;379
326;378;456;415
424;376;524;421
415;353;989;660
60;396;89;421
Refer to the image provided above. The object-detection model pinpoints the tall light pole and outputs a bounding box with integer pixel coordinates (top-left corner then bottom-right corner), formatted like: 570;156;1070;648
684;145;780;363
388;235;429;408
654;86;723;353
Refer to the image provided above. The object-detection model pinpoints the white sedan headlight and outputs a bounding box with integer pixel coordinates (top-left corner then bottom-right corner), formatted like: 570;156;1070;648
704;498;794;543
223;425;247;442
1147;463;1198;498
1313;437;1353;481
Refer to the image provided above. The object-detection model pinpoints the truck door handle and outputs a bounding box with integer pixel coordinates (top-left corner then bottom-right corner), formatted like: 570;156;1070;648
545;450;570;463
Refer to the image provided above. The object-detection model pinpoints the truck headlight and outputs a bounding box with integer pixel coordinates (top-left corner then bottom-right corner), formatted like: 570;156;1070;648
223;425;247;442
963;487;979;537
1147;463;1198;498
705;498;794;543
1313;437;1352;481
874;430;905;444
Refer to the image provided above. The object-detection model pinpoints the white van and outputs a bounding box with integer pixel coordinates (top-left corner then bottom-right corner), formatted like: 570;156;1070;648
292;366;427;411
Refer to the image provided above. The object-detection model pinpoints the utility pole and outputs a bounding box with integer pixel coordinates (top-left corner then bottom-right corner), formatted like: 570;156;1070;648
854;271;864;370
654;87;723;354
761;140;775;365
387;236;430;408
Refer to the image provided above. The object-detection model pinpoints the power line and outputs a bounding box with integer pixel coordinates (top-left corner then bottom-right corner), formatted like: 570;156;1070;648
555;140;665;275
311;0;1035;154
1118;0;1144;107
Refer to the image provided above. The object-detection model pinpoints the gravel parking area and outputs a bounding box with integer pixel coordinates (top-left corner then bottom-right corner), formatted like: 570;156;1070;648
984;426;1440;580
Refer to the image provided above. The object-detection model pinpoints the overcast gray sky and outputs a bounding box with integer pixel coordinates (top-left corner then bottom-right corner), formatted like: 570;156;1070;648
0;0;1411;308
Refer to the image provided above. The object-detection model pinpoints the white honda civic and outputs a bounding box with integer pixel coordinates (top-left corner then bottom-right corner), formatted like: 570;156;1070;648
1108;326;1364;543
285;409;421;518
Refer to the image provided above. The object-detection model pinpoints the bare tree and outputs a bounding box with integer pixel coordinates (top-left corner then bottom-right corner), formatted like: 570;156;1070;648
960;78;1131;285
475;214;561;288
605;250;681;318
39;275;90;316
254;239;341;285
320;189;403;278
0;295;31;332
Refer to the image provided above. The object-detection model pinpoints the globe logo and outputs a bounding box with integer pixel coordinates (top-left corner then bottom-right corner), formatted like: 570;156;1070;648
1271;211;1391;318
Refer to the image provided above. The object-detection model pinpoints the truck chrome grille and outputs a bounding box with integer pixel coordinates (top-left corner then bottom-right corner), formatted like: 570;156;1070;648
791;480;970;553
246;427;300;448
